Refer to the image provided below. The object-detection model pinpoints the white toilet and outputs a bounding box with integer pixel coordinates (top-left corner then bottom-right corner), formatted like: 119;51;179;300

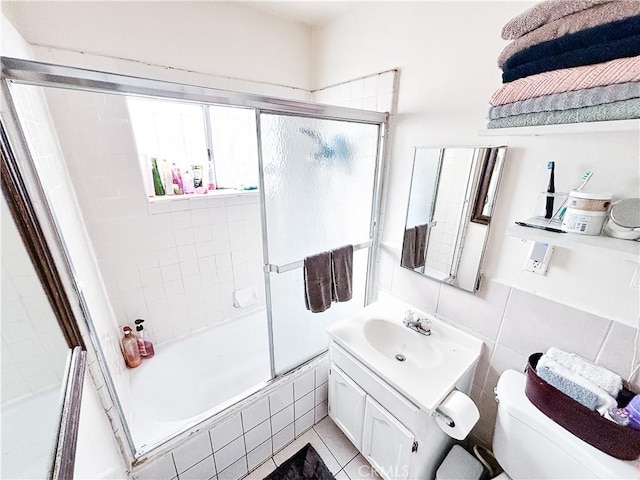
492;369;639;479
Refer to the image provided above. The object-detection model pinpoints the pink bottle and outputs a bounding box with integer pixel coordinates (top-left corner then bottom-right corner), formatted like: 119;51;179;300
134;319;155;359
121;326;142;368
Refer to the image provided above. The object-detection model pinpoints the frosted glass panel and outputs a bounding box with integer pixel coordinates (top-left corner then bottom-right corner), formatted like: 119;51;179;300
259;113;380;373
270;250;369;373
260;114;379;265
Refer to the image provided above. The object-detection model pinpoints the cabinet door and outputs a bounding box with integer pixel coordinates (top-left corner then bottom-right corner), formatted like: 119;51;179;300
362;396;414;480
328;363;366;449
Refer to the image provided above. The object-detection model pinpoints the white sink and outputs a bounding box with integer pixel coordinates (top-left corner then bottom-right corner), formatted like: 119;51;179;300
327;295;482;411
363;318;442;369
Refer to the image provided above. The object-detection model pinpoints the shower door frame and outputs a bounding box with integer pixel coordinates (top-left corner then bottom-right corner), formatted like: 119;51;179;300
0;56;388;461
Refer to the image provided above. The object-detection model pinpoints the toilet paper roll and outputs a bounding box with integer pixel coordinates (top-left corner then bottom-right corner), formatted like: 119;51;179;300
434;390;480;440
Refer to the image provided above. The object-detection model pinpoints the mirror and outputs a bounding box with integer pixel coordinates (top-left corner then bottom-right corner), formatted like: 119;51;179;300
401;146;507;292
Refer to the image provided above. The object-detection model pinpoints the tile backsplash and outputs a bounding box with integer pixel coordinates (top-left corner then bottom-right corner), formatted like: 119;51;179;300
133;358;329;480
378;246;639;447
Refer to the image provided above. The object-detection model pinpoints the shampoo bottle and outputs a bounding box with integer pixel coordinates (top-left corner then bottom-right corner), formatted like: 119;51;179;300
160;159;174;196
183;170;195;194
134;319;155;359
151;158;165;196
121;326;142;368
171;163;184;194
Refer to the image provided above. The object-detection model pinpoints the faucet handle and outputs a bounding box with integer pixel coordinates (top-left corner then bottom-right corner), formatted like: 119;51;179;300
418;317;432;333
404;310;414;323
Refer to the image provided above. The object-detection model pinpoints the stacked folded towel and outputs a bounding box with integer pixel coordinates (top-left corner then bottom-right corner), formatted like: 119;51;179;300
536;347;622;417
488;0;640;128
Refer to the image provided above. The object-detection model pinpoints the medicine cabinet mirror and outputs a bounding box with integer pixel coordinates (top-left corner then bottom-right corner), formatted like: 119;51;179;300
401;146;507;292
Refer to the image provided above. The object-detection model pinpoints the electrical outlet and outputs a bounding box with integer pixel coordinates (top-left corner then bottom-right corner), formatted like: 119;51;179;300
523;241;554;275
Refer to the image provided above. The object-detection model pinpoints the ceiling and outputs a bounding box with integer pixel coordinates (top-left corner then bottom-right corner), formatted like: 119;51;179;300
239;1;359;26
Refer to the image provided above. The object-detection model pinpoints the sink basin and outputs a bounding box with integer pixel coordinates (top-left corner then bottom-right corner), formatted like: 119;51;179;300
326;295;482;411
363;319;442;369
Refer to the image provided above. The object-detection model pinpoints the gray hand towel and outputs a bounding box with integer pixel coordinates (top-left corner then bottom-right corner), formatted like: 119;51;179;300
414;224;429;268
401;227;417;269
331;245;353;303
304;252;332;313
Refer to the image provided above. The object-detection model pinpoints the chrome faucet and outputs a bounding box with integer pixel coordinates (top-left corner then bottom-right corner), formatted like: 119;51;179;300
403;310;432;336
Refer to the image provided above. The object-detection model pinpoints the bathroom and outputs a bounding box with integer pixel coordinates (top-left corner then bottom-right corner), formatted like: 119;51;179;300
1;1;638;479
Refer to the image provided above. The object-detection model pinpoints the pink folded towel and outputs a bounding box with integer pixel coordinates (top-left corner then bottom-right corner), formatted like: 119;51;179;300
499;1;640;67
490;55;640;106
501;0;616;40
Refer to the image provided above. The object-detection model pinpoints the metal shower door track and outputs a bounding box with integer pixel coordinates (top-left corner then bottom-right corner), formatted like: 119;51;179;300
1;57;388;124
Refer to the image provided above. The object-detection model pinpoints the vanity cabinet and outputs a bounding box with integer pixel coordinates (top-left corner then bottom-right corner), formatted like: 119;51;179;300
362;396;414;480
328;364;366;449
329;343;421;480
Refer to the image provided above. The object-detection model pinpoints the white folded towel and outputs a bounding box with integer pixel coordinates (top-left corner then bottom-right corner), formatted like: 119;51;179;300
545;347;623;398
537;355;618;415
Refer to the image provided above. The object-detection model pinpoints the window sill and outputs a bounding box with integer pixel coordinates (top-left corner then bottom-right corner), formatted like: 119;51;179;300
147;189;258;203
146;189;259;214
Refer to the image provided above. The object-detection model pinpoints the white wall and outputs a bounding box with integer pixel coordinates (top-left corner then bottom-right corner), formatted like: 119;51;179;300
2;1;312;90
313;1;640;448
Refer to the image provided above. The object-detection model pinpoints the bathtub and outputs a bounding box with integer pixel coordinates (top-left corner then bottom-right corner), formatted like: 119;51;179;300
129;309;271;449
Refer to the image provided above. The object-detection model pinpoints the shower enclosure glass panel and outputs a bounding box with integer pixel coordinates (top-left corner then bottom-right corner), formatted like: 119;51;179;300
9;83;271;449
258;114;380;373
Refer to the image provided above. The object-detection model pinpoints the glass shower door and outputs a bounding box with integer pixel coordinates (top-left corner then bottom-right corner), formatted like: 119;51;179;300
258;113;381;374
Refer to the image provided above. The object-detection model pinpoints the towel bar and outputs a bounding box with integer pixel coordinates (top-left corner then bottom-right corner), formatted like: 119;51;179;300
265;240;372;274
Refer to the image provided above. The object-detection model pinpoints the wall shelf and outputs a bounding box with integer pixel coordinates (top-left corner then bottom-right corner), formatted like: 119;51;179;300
507;219;640;263
479;119;639;137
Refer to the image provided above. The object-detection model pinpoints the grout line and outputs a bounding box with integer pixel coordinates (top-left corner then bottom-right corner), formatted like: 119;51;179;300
312;424;343;468
594;320;614;364
207;430;218;475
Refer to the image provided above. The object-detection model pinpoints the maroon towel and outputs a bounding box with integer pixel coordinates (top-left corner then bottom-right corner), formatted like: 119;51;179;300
331;245;353;302
414;224;429;268
401;227;417;269
303;252;332;313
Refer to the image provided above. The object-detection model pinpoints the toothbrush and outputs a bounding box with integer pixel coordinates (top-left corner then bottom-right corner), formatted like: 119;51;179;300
545;161;555;219
550;170;593;222
574;170;594;192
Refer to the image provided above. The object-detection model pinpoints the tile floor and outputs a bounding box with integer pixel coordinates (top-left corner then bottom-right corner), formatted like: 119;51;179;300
242;417;379;480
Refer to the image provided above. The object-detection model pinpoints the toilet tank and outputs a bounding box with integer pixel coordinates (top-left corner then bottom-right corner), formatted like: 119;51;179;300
493;370;639;479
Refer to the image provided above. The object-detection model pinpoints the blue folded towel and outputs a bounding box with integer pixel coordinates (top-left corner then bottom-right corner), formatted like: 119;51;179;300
503;33;640;83
537;355;618;414
504;15;640;71
537;365;599;410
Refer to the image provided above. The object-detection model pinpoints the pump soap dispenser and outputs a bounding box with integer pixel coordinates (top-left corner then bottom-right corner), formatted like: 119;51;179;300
134;319;155;359
121;326;142;368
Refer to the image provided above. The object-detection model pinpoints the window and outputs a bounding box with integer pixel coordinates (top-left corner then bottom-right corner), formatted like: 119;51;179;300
127;97;258;198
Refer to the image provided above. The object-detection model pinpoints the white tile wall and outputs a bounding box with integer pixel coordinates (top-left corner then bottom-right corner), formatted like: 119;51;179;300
132;358;329;480
312;70;396;114
41;87;266;347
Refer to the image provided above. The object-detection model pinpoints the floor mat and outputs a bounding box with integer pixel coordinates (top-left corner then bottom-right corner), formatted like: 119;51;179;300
264;443;336;480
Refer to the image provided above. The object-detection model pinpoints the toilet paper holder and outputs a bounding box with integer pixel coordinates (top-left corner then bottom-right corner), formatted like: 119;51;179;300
433;408;455;428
